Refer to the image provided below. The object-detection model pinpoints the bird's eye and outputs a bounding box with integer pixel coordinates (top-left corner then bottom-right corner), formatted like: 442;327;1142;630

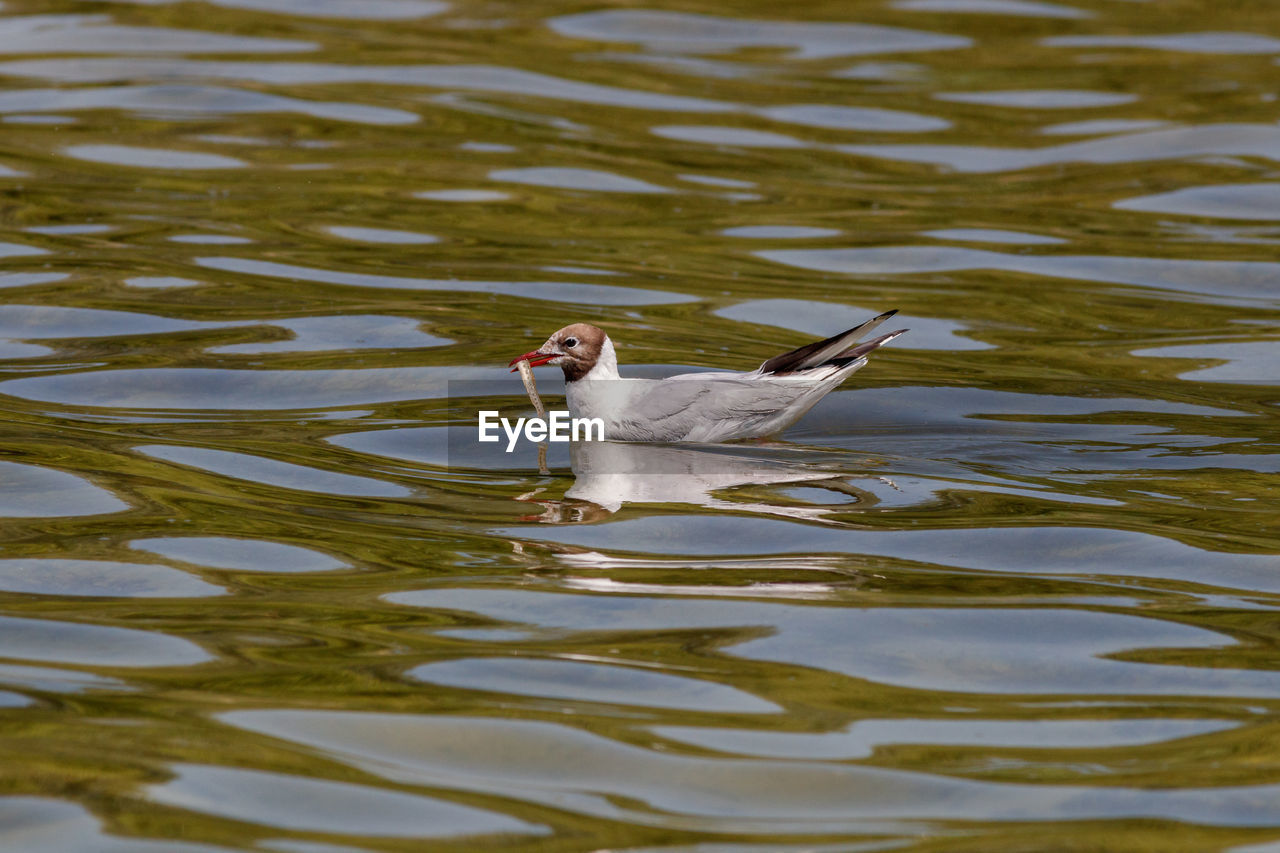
564;337;578;348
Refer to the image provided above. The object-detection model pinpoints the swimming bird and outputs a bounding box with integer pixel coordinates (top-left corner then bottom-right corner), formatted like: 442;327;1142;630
509;310;906;443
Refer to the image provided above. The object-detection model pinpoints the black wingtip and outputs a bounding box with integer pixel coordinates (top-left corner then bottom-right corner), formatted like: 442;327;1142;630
759;309;902;376
834;328;908;363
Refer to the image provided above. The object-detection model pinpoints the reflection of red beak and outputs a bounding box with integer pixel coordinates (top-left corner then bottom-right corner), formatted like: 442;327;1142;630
508;350;557;372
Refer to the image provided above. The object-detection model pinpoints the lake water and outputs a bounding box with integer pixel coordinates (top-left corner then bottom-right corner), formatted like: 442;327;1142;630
0;0;1278;850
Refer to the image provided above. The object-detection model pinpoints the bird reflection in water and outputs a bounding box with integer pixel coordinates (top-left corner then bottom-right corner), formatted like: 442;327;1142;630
515;438;884;523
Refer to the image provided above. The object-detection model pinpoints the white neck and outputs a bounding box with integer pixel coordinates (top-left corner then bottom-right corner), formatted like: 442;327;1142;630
581;336;620;380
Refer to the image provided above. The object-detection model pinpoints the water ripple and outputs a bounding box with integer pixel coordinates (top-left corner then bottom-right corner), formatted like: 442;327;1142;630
0;798;229;852
409;657;781;713
106;0;449;19
653;718;1236;759
759;103;949;132
652;125;807;148
714;299;991;351
206;315;451;355
131;536;348;573
490;166;672;193
0;615;210;667
758;245;1280;306
146;763;547;838
394;586;1280;696
324;225;439;244
0;366;477;409
841;123;1280;173
0;14;313;54
893;0;1091;18
0;559;222;598
1045;32;1280;54
0;84;416;125
135;445;413;497
548;10;972;59
0;58;737;113
64;144;246;170
196;256;696;304
225;709;1280;829
1115;183;1280;220
935;90;1137;109
0;461;128;518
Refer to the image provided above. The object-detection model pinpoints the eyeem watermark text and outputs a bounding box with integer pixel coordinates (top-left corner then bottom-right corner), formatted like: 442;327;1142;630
478;410;605;452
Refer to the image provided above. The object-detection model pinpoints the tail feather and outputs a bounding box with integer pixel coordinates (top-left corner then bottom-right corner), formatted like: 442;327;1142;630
759;310;903;375
827;329;909;367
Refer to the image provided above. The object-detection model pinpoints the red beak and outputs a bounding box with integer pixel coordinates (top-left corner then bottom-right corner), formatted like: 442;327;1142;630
508;350;558;372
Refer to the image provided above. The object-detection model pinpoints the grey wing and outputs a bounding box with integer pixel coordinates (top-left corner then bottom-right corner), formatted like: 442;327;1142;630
614;377;820;442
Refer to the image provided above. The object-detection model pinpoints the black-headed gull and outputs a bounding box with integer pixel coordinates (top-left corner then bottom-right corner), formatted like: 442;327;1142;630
509;309;906;442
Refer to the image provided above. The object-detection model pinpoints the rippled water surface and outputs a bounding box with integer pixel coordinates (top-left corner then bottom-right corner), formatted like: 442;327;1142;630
1;0;1279;850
